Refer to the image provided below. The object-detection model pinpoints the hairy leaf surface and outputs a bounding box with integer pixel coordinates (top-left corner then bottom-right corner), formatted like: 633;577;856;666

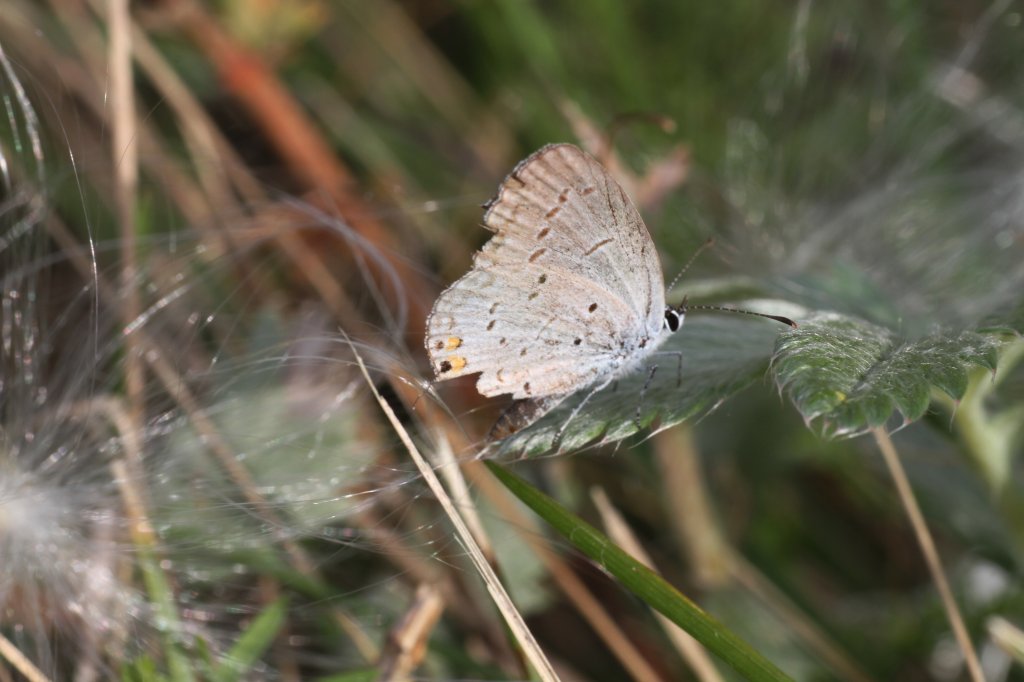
771;313;1002;437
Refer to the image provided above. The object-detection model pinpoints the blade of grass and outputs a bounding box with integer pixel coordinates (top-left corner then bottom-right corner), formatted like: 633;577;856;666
485;460;792;682
871;428;984;682
211;597;289;682
0;632;51;682
102;400;194;682
346;339;559;682
464;459;665;682
590;487;725;682
989;616;1024;663
375;584;444;681
108;0;144;415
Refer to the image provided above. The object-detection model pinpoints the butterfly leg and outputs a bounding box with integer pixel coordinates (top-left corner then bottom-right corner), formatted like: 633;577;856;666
633;364;659;431
651;350;684;387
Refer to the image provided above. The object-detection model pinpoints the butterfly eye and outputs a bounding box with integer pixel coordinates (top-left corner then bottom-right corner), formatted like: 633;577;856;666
663;307;684;332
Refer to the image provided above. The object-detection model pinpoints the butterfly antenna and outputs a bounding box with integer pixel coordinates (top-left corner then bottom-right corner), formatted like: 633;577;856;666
667;237;715;293
686;303;797;328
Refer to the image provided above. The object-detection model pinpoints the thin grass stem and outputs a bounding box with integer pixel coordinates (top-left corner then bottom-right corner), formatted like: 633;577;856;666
871;427;984;682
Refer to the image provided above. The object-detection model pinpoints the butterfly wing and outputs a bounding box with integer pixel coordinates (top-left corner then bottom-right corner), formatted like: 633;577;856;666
425;144;665;400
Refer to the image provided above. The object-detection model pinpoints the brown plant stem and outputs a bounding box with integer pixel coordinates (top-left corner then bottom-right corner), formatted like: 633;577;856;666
871;427;984;682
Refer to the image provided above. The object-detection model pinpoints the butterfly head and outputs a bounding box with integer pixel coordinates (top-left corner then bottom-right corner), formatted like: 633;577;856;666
662;296;687;333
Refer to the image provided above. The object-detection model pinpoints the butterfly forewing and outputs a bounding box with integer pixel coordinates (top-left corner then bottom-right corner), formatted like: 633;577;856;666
481;144;663;327
425;144;666;401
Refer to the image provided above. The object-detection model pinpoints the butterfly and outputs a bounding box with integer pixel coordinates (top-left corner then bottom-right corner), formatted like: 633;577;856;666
425;143;791;441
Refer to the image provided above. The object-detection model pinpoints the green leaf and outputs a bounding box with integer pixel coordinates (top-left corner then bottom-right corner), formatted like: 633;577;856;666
771;312;1003;437
485;461;793;682
494;302;798;456
211;597;289;682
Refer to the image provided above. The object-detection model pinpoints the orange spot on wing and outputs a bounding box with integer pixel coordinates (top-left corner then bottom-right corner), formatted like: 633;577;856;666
445;336;462;350
448;356;467;372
